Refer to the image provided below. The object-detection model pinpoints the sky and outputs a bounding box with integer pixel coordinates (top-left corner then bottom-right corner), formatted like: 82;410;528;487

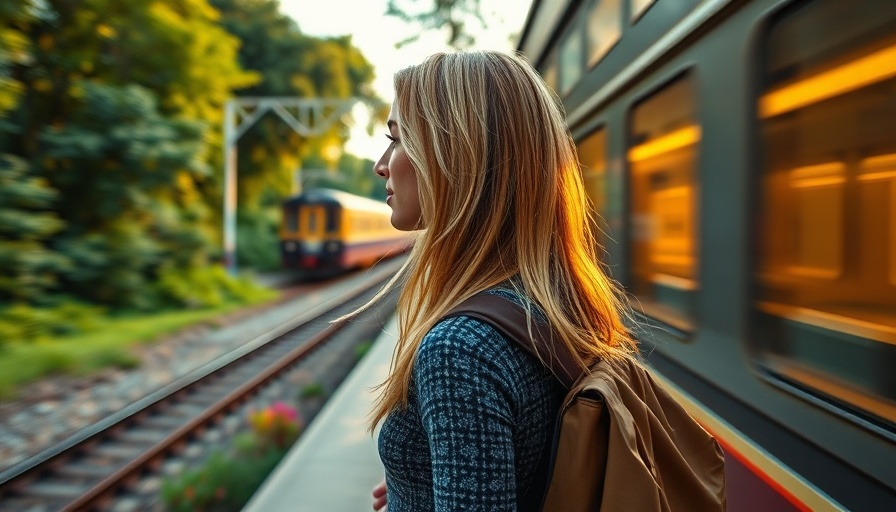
277;0;533;159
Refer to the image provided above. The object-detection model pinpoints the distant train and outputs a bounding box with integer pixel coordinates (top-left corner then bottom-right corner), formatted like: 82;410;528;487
279;188;413;273
518;0;894;510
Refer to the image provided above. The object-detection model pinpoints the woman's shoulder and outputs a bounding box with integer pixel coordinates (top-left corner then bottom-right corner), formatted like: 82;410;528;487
418;284;540;367
421;314;507;356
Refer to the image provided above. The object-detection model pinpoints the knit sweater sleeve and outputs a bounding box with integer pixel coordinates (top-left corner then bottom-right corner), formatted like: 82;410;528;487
413;316;523;511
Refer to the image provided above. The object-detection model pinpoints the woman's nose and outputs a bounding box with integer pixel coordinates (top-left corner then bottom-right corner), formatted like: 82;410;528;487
374;160;387;177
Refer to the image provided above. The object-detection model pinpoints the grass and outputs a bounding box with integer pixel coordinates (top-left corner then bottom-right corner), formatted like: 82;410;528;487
0;290;279;399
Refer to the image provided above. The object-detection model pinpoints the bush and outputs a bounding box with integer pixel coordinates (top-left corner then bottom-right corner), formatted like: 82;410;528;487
299;382;326;400
156;264;272;309
0;300;104;345
161;402;303;511
160;448;284;512
236;209;281;272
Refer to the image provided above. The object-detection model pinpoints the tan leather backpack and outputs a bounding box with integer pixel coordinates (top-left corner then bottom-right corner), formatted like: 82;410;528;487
446;293;727;511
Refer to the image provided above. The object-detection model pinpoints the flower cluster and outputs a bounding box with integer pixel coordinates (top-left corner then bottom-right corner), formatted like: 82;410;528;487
248;401;302;449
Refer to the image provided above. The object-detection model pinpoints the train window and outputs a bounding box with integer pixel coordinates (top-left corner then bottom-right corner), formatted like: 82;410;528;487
587;0;621;67
755;0;896;427
301;205;325;237
325;205;338;232
284;204;298;233
577;127;610;250
307;208;319;233
627;74;700;332
559;21;584;95
630;0;657;23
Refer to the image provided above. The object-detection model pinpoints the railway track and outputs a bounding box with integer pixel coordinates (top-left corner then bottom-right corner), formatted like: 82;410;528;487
0;263;400;511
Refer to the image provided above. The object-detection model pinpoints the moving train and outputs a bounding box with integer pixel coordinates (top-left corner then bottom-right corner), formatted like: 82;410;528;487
518;0;895;510
279;188;413;274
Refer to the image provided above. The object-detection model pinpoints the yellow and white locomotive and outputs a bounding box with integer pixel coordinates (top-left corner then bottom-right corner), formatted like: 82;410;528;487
280;188;412;274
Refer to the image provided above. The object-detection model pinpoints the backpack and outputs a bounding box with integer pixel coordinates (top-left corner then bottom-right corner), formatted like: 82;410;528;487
444;293;727;512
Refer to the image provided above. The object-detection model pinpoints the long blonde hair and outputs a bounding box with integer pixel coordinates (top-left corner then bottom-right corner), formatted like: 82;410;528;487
363;50;637;430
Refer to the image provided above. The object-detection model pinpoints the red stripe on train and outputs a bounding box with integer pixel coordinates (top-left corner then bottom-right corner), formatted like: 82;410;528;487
705;424;813;512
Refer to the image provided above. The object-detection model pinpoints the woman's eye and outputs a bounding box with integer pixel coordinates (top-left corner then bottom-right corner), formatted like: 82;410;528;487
385;134;398;145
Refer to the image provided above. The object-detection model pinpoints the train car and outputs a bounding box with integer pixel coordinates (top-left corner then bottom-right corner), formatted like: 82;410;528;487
280;188;412;274
518;0;895;511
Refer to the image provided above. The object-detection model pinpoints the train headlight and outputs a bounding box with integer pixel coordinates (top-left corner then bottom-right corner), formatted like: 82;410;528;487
303;241;322;253
326;241;339;252
284;242;297;252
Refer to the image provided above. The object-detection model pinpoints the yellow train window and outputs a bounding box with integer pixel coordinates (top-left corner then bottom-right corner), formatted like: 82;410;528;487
755;0;896;426
627;74;700;331
301;205;324;238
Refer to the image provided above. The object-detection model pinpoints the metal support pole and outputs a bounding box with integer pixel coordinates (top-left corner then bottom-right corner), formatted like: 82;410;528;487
223;101;238;274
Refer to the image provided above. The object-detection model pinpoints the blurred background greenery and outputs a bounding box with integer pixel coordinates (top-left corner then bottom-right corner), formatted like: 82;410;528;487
0;0;394;398
0;0;491;393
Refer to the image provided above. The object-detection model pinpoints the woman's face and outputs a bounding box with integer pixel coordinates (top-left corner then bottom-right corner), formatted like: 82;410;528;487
374;101;422;231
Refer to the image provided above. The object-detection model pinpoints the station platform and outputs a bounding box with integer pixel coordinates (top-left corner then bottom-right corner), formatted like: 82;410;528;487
242;315;396;511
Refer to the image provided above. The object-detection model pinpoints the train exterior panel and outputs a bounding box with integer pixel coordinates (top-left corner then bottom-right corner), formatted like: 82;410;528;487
518;0;895;510
280;188;412;273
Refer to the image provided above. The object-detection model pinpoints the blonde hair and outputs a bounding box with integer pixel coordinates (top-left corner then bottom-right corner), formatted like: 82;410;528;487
363;50;637;430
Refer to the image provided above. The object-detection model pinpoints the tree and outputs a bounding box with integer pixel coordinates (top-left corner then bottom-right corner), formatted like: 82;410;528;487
39;82;213;307
0;2;70;304
0;0;263;307
210;0;386;208
0;0;30;123
0;154;68;302
386;0;486;48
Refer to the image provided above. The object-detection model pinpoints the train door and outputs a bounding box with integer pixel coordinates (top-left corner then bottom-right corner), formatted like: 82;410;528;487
298;204;326;267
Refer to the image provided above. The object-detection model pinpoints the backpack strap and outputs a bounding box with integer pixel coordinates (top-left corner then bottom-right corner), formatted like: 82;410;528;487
443;293;581;388
443;292;578;511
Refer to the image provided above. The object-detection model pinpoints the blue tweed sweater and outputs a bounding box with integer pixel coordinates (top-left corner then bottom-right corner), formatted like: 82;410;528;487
378;290;565;511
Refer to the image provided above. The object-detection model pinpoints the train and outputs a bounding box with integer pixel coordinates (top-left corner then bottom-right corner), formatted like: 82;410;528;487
517;0;895;510
279;188;413;274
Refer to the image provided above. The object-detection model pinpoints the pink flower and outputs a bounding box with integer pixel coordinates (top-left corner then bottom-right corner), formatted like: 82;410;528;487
270;401;298;422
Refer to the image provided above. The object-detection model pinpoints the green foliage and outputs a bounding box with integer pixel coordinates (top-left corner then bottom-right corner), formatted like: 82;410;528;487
54;221;165;310
0;154;69;302
156;264;271;308
0;0;31;119
236;209;280;271
0;301;103;345
161;402;302;511
299;382;326;399
160;448;284;512
39;81;210;225
30;81;222;309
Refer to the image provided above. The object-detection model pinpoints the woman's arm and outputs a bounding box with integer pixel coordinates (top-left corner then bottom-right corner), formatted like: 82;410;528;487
415;317;521;511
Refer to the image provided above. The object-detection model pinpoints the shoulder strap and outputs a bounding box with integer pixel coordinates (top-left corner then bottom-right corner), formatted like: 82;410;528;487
443;293;581;388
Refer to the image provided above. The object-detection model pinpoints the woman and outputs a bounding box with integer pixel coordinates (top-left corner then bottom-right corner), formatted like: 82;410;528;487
364;50;638;511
